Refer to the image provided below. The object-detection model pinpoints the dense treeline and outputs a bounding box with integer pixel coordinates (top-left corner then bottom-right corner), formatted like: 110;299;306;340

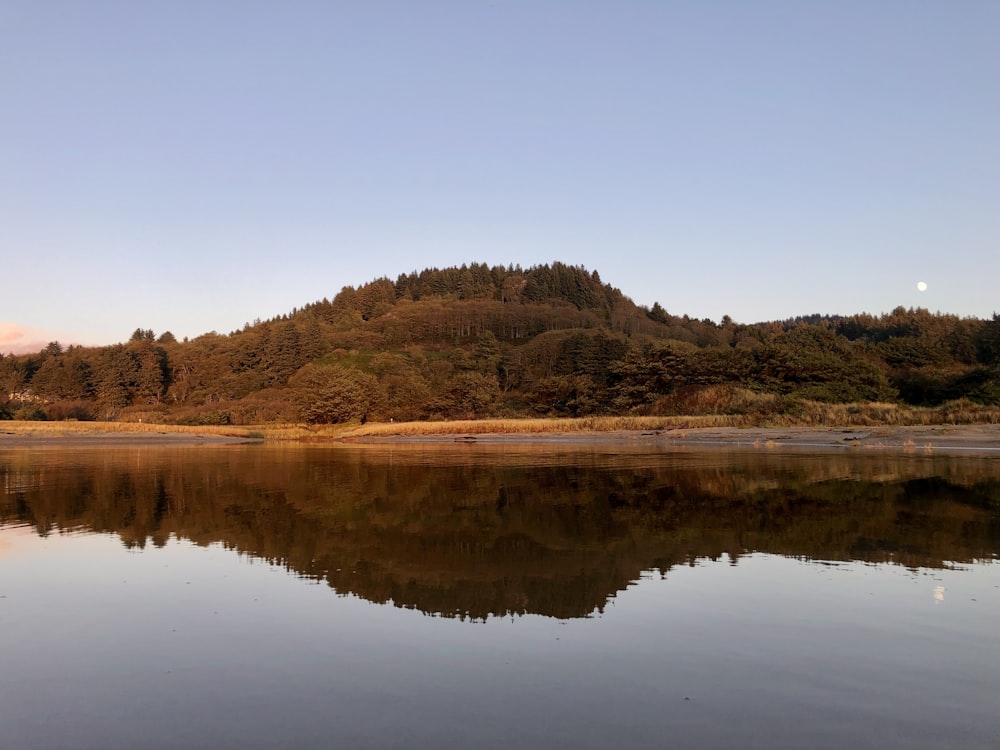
2;262;999;424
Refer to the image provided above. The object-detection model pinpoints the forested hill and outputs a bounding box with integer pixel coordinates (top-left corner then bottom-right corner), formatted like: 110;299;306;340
2;262;999;425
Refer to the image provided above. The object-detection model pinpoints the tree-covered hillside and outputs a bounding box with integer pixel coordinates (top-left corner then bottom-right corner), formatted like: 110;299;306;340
2;262;999;424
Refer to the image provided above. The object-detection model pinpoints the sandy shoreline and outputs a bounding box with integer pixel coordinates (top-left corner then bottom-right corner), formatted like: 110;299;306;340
0;429;258;447
357;424;1000;455
4;422;999;454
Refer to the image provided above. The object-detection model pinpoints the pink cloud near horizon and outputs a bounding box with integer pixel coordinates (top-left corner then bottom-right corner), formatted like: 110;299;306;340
0;322;71;355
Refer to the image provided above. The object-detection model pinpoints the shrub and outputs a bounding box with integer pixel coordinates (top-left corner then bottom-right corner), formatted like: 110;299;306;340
13;405;47;421
175;410;232;426
43;400;97;421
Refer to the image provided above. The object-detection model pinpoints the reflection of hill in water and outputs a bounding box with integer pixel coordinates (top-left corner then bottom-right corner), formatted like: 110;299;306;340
2;445;999;619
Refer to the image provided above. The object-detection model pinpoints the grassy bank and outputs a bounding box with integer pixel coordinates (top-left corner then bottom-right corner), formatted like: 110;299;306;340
4;397;1000;442
0;420;266;439
340;401;1000;439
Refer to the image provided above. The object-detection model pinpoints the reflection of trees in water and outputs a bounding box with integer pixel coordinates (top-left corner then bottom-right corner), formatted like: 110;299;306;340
2;446;999;620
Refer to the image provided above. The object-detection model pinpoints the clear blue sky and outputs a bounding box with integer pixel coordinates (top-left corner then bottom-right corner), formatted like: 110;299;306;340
2;1;998;353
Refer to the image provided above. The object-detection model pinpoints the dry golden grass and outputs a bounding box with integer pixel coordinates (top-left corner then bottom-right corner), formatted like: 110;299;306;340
773;400;1000;427
338;416;712;438
4;396;1000;442
0;420;264;438
331;400;1000;438
0;420;375;442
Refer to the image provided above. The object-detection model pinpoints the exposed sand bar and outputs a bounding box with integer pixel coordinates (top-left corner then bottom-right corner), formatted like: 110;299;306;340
2;421;999;454
356;424;1000;455
0;424;258;447
667;424;1000;454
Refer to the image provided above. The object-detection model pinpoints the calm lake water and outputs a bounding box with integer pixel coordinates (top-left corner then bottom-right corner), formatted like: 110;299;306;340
2;443;999;749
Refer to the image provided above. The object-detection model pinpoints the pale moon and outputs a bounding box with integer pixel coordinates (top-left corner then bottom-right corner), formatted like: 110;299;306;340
917;281;928;292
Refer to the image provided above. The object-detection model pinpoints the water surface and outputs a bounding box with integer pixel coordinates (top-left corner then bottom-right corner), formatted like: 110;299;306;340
2;444;998;749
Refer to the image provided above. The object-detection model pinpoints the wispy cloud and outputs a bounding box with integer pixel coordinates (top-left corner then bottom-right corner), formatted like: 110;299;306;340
0;323;60;355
